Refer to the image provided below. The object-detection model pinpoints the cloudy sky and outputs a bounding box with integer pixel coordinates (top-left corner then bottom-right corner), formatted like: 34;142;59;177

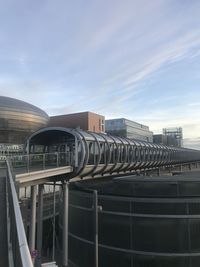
0;0;200;148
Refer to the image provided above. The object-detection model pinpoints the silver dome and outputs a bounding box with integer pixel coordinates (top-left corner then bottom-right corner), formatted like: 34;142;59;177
0;96;49;144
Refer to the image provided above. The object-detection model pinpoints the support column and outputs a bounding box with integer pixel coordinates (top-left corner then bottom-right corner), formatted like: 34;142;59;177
62;181;69;267
52;182;56;261
189;163;192;171
36;184;44;267
29;185;37;252
93;190;98;267
180;165;183;172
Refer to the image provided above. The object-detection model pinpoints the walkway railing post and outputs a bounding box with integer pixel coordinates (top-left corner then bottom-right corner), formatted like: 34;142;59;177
93;190;98;267
27;154;30;172
62;181;69;267
56;152;59;167
43;154;45;170
52;182;56;261
36;184;44;267
29;185;37;257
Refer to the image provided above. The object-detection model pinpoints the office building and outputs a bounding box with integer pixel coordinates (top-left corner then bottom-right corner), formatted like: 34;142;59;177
153;134;178;147
153;127;183;147
105;118;153;142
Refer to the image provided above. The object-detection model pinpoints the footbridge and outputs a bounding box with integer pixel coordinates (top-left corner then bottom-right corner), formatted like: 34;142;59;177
1;127;200;267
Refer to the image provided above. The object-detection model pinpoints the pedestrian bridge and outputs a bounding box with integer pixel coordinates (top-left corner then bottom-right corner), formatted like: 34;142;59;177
1;126;200;267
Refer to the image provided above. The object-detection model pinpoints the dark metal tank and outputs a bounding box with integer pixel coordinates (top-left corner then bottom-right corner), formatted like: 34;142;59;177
67;173;200;267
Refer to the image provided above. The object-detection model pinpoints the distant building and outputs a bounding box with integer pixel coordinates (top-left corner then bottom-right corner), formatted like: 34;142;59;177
163;127;183;147
49;111;105;133
105;118;153;142
153;127;183;147
153;134;178;147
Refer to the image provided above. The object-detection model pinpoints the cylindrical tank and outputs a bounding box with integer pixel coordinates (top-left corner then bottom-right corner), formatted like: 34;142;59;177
67;174;200;267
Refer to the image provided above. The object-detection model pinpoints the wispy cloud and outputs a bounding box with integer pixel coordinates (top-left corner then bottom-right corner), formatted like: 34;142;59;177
0;0;200;146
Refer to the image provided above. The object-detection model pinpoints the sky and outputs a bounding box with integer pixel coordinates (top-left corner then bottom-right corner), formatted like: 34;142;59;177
0;0;200;148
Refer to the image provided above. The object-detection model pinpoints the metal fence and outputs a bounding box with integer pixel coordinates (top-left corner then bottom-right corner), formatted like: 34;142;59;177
6;159;33;267
0;152;72;172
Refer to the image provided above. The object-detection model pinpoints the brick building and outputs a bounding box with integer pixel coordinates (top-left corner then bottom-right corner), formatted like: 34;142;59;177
49;111;105;133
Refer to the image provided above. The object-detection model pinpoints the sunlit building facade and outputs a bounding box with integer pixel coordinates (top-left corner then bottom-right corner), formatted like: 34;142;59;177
105;118;153;142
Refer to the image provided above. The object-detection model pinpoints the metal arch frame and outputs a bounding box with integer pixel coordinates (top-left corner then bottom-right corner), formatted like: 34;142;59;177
150;143;158;167
74;130;95;178
93;133;112;176
131;140;141;169
156;144;163;167
139;141;151;169
142;142;153;169
106;134;120;174
123;137;134;171
173;147;179;164
26;127;86;177
161;144;168;166
70;129;88;177
79;131;101;178
170;146;174;164
152;143;158;167
134;140;145;169
135;140;144;168
114;136;129;173
129;139;137;170
128;139;139;171
165;145;171;165
148;143;157;168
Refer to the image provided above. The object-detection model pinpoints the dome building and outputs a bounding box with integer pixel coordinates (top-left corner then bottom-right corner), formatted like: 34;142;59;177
0;96;49;155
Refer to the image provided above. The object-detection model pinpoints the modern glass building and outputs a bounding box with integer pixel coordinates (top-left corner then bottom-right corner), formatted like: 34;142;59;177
153;134;178;147
105;118;153;142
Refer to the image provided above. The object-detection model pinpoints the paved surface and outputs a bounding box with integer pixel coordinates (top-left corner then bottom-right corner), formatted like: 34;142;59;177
0;176;9;266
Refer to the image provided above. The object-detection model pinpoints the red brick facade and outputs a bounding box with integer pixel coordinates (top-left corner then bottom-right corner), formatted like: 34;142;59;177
49;111;105;133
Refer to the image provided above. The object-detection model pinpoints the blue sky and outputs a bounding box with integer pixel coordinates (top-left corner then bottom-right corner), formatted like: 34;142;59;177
0;0;200;148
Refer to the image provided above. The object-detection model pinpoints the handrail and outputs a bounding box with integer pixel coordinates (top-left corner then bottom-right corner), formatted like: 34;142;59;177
6;159;33;267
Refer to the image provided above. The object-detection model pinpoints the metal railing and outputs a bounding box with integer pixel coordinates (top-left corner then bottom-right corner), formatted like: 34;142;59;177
0;152;72;173
6;158;33;267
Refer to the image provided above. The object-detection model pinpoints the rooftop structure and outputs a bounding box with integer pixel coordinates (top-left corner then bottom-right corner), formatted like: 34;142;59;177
105;118;153;142
49;111;105;133
163;127;183;147
153;134;178;147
